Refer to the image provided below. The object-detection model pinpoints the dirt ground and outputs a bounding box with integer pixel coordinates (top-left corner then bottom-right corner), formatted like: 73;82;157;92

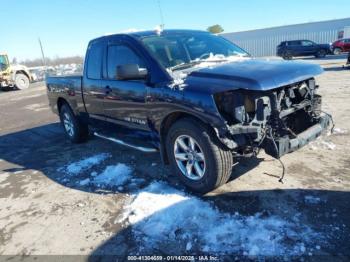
0;57;349;261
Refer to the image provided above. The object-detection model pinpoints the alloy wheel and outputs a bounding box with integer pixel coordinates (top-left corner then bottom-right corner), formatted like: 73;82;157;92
174;135;206;181
63;112;74;137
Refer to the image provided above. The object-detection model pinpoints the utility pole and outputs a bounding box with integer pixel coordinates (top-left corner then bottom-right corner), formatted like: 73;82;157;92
157;0;165;30
38;38;46;68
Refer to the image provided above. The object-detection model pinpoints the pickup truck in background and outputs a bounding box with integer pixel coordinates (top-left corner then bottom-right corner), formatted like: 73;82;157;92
47;30;331;193
277;40;332;60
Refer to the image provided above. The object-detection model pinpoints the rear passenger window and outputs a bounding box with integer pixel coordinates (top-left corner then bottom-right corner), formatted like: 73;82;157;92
87;42;103;79
107;45;146;79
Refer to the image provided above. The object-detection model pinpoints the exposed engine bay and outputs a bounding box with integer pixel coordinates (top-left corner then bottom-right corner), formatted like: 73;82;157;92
214;78;331;158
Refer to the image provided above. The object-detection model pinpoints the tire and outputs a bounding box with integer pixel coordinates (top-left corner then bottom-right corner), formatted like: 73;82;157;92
333;48;342;55
282;52;292;60
166;118;233;193
15;73;30;90
316;49;326;58
59;103;89;143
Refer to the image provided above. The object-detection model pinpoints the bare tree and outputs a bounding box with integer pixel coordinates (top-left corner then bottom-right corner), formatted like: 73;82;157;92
22;56;84;67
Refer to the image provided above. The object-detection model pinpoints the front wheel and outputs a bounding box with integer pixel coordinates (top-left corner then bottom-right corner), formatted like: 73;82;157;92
333;48;342;55
15;73;30;90
166;118;233;193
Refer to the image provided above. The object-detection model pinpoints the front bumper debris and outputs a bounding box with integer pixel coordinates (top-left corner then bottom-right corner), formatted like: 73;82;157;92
265;114;331;158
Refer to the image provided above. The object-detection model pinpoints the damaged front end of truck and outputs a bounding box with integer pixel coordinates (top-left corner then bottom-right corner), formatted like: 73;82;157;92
214;78;332;158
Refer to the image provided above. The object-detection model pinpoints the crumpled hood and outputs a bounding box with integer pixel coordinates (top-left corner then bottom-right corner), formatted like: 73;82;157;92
185;58;323;93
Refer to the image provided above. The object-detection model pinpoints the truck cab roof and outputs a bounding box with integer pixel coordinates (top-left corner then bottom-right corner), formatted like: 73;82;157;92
90;29;211;43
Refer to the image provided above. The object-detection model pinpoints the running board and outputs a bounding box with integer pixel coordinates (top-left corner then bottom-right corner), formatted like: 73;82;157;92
94;132;158;153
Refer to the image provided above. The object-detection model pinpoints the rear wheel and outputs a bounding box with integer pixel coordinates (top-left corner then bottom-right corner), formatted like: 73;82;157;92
59;103;89;143
316;49;326;58
283;52;292;60
166;118;233;193
15;73;30;90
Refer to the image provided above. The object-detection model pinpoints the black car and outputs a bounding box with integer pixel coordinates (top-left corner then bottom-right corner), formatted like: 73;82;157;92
277;40;331;60
46;30;331;193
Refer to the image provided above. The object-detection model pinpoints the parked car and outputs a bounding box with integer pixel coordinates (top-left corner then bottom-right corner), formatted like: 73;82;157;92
331;38;350;55
277;40;332;60
47;29;331;193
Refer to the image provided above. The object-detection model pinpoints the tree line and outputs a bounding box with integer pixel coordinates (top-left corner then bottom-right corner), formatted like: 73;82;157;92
19;56;84;67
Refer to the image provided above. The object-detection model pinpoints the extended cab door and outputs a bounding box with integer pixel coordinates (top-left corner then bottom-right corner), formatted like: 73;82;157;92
100;40;150;131
82;40;105;120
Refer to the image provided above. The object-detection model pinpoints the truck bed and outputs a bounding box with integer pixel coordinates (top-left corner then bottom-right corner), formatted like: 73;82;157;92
46;75;83;114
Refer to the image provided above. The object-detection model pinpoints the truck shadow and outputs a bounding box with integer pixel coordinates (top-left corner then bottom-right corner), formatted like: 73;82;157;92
0;123;262;196
0;124;349;258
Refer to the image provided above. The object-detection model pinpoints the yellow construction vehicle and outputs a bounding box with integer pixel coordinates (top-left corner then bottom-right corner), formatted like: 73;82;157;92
0;53;32;90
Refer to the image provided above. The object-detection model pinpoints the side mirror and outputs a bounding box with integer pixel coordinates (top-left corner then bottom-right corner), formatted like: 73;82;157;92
116;64;148;80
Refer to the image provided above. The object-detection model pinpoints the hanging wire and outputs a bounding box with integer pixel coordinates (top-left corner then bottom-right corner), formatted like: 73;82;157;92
268;128;286;184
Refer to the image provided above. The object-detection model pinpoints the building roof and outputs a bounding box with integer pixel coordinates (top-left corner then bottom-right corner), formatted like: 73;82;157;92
222;17;350;38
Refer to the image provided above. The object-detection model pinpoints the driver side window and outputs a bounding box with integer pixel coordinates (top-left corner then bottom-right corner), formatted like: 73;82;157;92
107;45;146;79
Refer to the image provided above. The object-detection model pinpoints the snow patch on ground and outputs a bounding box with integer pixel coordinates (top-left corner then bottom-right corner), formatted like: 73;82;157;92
79;178;91;186
120;181;324;256
329;127;348;136
24;103;48;112
59;153;111;175
304;195;322;204
0;172;10;183
92;164;133;187
74;162;139;190
309;138;336;151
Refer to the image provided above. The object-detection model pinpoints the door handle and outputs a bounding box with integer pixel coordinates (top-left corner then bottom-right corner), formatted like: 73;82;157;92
105;86;112;94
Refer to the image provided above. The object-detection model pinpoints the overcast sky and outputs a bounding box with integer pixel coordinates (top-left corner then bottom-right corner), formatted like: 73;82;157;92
2;0;350;61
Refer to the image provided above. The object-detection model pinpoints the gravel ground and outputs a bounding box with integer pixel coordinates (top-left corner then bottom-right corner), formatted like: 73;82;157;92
0;59;349;261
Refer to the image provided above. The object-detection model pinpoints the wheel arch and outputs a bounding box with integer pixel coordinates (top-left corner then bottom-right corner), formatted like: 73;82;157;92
56;96;80;117
159;111;214;165
57;97;69;113
13;70;30;80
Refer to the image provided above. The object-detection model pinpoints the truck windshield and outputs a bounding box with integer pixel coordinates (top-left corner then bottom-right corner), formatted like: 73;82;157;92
141;33;249;71
0;55;8;65
0;55;8;71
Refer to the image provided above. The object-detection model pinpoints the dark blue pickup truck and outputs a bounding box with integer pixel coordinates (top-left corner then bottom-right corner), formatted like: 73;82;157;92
47;30;330;193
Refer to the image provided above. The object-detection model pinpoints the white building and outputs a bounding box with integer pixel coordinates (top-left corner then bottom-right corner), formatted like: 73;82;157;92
222;18;350;57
